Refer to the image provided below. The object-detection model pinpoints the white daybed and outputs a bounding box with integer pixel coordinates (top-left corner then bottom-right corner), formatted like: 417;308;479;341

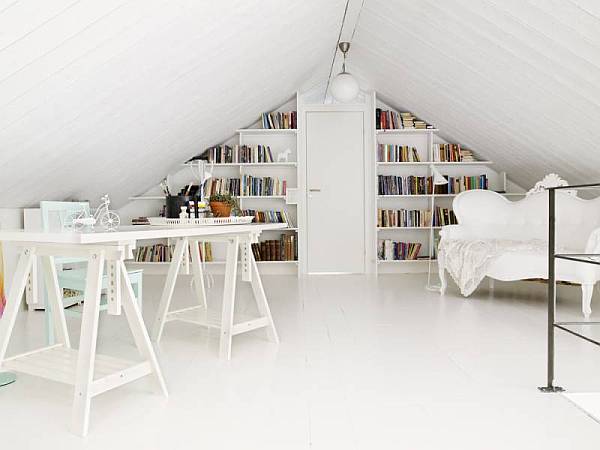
438;179;600;317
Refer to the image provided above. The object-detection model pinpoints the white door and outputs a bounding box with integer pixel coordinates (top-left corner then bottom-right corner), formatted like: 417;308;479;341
306;110;365;273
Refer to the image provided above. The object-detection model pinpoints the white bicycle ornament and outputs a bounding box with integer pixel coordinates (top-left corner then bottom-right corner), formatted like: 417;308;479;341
64;195;121;232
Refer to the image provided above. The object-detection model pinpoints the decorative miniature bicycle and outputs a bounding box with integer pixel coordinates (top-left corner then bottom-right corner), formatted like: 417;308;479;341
63;195;121;232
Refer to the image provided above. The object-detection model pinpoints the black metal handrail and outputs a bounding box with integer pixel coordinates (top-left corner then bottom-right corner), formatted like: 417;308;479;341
540;182;600;393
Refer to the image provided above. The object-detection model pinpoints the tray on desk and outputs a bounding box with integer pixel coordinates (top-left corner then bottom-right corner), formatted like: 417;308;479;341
148;216;254;227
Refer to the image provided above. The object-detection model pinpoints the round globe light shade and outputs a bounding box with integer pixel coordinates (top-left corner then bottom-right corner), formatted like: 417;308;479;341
330;72;360;102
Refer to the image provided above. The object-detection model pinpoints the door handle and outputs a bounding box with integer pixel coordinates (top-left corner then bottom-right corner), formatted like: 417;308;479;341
309;188;321;192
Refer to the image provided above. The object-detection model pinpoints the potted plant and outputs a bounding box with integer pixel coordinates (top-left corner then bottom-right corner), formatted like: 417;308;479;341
208;193;240;217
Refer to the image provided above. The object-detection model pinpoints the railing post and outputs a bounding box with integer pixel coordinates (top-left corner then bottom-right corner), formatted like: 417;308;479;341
539;187;564;392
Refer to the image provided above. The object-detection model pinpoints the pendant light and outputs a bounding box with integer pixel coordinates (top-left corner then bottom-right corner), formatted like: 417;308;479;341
330;42;360;102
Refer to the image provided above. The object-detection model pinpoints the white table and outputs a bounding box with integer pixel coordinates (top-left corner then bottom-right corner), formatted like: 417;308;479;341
0;223;283;436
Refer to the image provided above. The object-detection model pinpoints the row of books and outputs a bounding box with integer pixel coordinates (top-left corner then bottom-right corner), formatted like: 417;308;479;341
261;111;297;129
241;175;287;197
251;234;297;261
448;175;488;191
378;240;423;261
377;207;457;228
433;144;462;162
134;243;213;263
377;144;420;162
242;209;295;227
378;175;489;195
433;144;478;163
204;176;287;197
202;144;275;164
375;109;433;130
378;175;434;195
432;207;458;226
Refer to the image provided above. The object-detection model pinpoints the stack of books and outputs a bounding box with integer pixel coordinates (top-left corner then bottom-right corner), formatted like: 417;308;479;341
378;240;422;261
202;145;275;164
399;112;414;128
460;149;475;162
131;217;150;225
251;234;297;261
377;144;420;162
242;209;294;226
240;175;287;196
261;111;297;129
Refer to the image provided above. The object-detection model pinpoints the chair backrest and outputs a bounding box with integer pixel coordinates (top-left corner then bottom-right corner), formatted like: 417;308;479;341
453;190;600;250
40;201;90;264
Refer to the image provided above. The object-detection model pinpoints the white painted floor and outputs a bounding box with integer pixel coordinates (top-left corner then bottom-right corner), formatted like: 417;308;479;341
2;274;600;449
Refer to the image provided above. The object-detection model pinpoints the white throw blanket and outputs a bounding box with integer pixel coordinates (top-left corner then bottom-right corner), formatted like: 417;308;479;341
438;238;548;296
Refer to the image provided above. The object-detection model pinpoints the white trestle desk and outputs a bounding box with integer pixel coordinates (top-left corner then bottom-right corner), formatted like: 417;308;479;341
0;223;283;436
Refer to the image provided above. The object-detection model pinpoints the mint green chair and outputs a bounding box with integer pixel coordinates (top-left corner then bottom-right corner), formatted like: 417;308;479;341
40;201;143;343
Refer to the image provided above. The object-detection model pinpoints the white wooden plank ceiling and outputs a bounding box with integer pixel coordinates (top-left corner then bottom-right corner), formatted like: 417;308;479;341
0;0;344;207
350;0;600;190
1;0;598;207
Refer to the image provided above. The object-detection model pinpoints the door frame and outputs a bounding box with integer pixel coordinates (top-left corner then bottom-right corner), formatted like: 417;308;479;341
297;94;375;276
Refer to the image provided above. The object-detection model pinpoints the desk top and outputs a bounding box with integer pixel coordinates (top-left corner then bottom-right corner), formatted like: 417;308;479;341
0;223;287;244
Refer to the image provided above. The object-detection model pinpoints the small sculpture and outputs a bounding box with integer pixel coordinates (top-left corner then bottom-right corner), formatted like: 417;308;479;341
179;206;189;219
277;148;292;162
64;195;121;232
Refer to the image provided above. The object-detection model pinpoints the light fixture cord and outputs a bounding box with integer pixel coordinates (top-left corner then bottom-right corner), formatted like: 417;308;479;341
324;0;350;103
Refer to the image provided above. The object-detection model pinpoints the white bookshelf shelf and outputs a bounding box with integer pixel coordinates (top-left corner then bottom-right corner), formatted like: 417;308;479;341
236;195;287;199
376;161;493;166
129;260;297;266
184;162;297;167
377;226;442;230
377;259;436;264
128;196;164;201
236;128;298;135
376;129;438;135
377;194;457;198
377;193;523;199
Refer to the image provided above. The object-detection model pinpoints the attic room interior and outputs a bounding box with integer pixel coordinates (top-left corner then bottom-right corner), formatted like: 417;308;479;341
3;0;600;448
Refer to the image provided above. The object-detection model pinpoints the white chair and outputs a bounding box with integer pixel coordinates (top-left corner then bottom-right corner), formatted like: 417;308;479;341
39;201;143;342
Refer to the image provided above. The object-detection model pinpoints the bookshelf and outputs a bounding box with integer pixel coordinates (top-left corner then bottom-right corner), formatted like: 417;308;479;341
373;94;521;274
126;96;300;274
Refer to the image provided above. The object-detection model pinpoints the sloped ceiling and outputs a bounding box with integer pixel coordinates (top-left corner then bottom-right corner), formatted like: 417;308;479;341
351;0;600;191
0;0;345;207
2;0;599;208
